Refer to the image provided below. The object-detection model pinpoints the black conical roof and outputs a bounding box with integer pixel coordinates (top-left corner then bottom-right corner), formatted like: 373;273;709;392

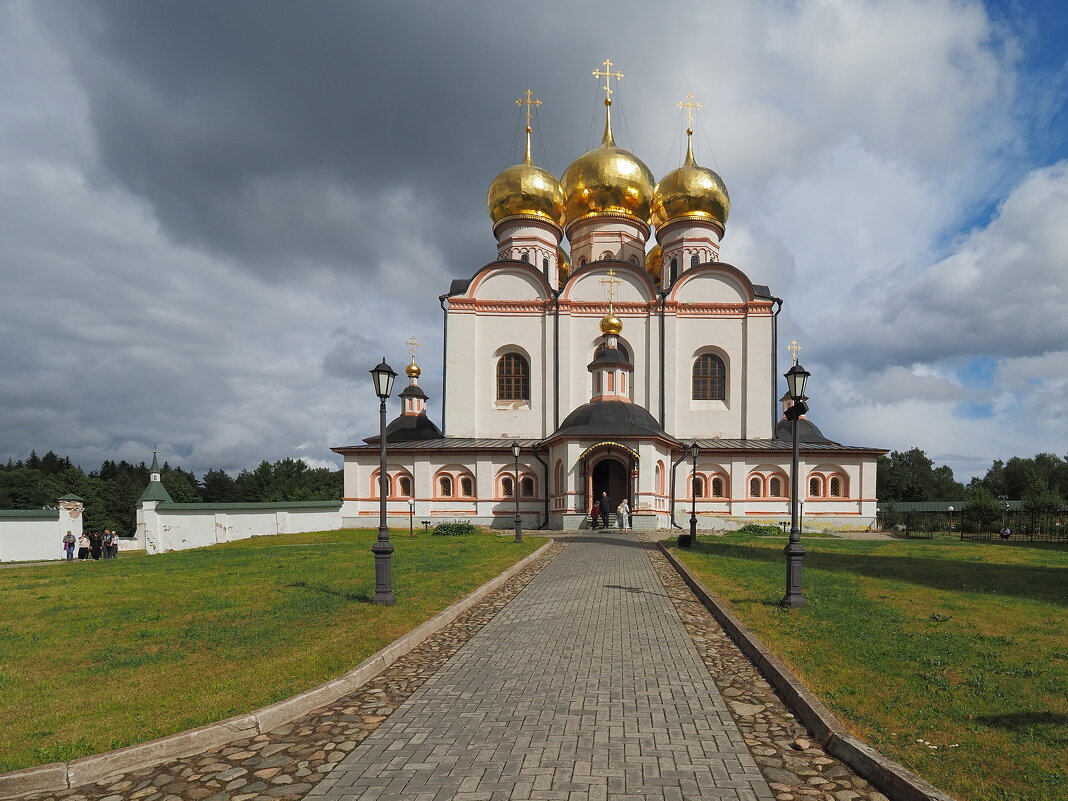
364;413;444;444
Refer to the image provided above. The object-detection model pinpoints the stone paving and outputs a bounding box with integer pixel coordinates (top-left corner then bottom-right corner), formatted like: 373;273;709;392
308;533;773;801
14;533;892;801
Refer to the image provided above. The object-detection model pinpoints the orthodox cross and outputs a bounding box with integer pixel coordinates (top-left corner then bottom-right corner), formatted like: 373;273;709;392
515;89;541;134
405;336;421;364
678;92;702;135
787;339;802;366
592;58;623;106
600;269;622;313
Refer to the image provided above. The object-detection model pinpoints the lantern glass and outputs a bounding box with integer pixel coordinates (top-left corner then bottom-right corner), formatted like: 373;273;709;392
370;358;397;400
785;363;810;401
689;441;700;461
510;441;521;459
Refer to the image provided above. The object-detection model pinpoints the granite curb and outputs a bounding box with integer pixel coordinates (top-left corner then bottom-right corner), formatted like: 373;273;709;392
657;541;960;801
0;540;554;800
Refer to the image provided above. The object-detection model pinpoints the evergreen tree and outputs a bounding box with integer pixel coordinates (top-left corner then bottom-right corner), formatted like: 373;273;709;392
202;469;238;503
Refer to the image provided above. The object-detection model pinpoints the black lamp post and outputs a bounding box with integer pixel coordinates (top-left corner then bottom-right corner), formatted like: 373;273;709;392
511;441;523;543
408;497;415;537
370;358;397;606
781;361;810;608
678;441;700;548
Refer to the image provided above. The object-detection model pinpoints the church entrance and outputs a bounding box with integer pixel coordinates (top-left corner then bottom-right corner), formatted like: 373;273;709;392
591;458;629;510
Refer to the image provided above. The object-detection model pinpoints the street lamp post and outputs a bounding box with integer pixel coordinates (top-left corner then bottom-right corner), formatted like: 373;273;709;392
408;497;415;537
370;358;397;606
781;361;811;608
688;441;700;546
511;441;523;543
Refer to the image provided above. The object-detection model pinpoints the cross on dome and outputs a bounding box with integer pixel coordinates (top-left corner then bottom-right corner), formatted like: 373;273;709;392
678;92;702;135
515;89;541;165
592;59;623;107
405;336;422;379
599;268;622;313
405;336;421;362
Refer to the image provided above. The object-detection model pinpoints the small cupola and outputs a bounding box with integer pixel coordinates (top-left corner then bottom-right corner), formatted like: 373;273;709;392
587;275;633;402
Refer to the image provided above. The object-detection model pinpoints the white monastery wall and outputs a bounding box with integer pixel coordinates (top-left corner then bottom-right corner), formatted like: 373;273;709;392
138;501;342;555
0;501;84;563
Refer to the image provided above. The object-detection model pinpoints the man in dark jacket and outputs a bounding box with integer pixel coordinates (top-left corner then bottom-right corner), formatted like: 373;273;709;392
599;492;611;529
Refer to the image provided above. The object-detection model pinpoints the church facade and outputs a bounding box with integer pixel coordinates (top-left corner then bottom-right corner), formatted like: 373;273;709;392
334;68;884;531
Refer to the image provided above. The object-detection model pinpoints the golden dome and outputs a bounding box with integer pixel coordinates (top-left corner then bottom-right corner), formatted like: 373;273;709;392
487;161;565;228
561;107;654;228
556;246;571;287
406;361;421;378
650;138;730;231
600;313;623;335
645;244;662;282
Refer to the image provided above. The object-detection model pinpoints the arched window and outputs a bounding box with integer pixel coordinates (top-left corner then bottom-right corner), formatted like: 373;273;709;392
628;255;638;265
460;476;474;497
830;476;842;497
497;353;529;401
711;477;725;498
809;477;822;497
670;258;678;282
600;250;614;260
769;477;782;497
554;460;564;494
542;257;549;272
690;253;699;268
521;250;530;263
398;476;412;497
749;477;762;497
692;476;705;498
502;477;514;497
656;462;665;495
520;476;535;497
579;256;587;267
439;476;453;497
693;354;726;400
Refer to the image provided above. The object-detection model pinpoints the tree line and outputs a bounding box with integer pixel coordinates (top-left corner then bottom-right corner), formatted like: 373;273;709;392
0;451;342;538
877;449;1068;514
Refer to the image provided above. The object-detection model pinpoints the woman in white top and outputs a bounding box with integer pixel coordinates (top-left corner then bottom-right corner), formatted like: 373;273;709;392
616;499;631;532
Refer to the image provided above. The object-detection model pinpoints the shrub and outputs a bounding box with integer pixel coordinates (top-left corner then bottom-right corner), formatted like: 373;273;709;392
732;523;783;537
432;522;479;536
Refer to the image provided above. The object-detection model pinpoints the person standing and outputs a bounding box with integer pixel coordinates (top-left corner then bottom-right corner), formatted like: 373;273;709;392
62;531;76;561
101;530;111;560
590;497;600;529
599;491;611;529
77;533;90;561
616;499;630;532
103;530;118;559
109;529;120;559
89;531;102;560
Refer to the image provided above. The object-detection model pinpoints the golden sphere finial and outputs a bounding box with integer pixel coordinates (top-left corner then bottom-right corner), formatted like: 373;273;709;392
406;361;421;378
600;313;623;335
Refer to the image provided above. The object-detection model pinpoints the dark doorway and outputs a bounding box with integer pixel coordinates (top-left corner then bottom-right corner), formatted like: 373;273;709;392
592;459;629;510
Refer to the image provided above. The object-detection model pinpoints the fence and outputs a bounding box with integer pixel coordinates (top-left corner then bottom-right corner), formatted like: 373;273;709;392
880;508;1068;542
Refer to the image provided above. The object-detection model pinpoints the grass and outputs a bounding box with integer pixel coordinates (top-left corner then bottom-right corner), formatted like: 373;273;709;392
674;532;1068;801
0;529;539;772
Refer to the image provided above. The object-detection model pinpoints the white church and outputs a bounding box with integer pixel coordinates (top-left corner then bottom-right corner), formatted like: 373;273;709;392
334;66;884;531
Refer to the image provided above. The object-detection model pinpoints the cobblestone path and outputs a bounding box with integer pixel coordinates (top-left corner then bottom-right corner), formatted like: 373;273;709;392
308;533;774;801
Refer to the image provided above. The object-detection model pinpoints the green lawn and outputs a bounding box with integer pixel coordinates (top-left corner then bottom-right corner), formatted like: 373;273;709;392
674;533;1068;801
0;529;539;771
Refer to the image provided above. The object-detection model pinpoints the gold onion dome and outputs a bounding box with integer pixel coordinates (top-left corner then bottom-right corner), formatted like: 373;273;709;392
556;245;571;286
561;107;654;227
650;136;730;230
600;312;623;335
645;244;662;282
406;360;421;378
487;103;565;228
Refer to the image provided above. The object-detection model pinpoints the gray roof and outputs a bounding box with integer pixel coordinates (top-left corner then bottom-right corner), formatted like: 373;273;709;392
335;435;882;454
552;400;672;442
334;438;542;453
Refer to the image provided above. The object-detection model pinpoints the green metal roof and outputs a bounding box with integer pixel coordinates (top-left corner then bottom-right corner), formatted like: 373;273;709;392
56;493;85;502
138;480;173;504
0;510;60;519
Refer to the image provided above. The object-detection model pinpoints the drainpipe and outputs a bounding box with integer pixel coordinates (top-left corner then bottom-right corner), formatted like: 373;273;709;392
658;290;668;427
668;448;688;529
438;294;449;436
532;449;549;529
552;290;561;430
771;297;783;437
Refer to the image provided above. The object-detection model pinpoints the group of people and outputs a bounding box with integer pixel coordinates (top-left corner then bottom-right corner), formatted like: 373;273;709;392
590;491;631;531
62;530;120;561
